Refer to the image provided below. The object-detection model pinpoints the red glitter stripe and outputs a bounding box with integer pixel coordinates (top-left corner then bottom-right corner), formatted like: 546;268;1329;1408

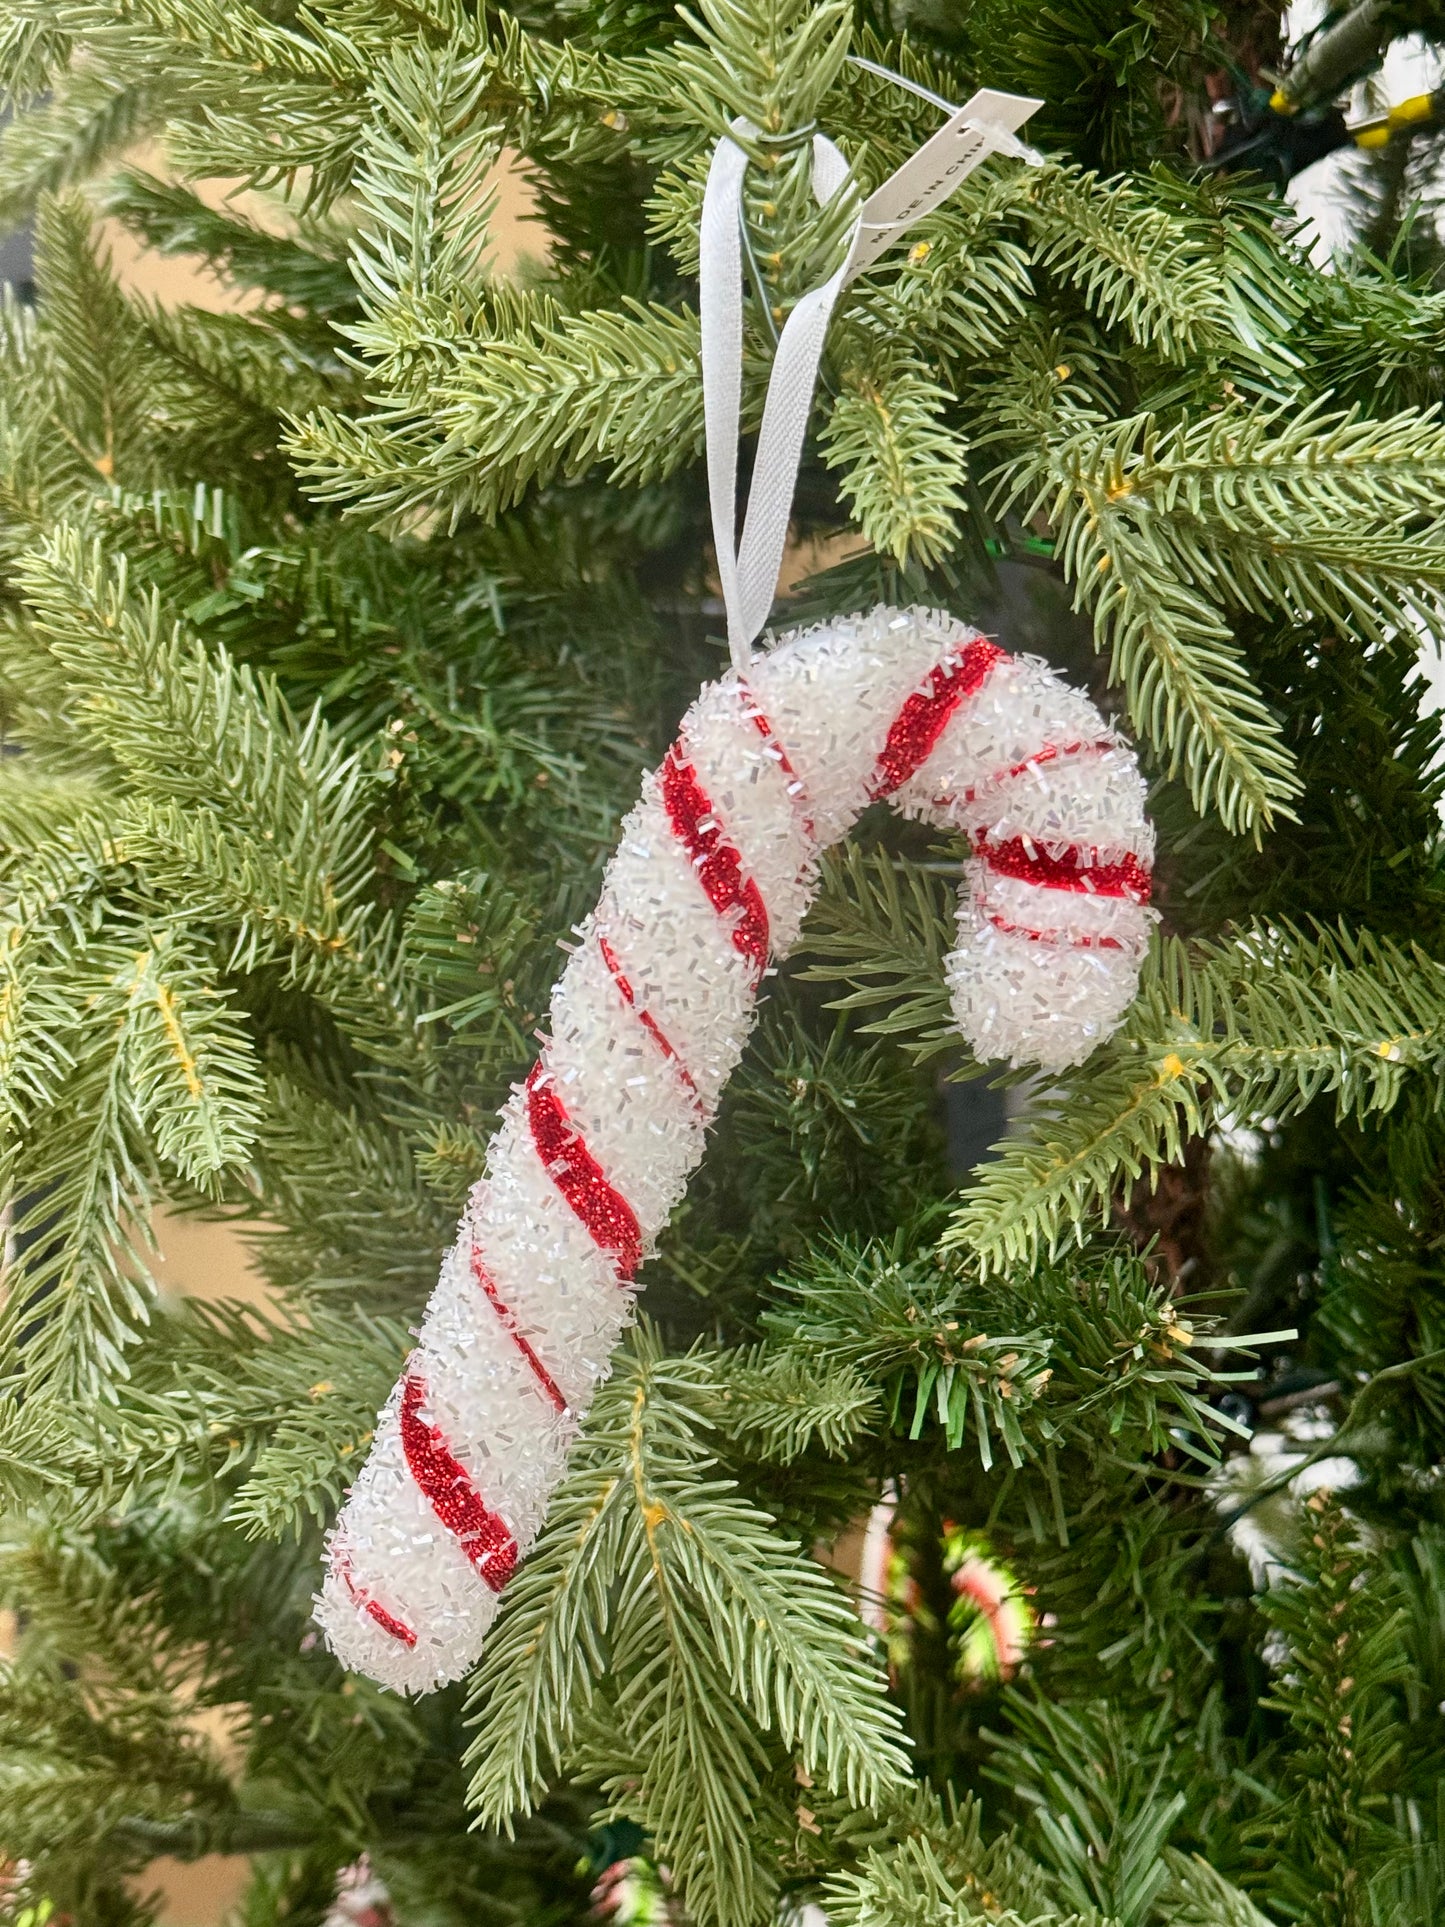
340;1554;418;1649
738;680;816;843
470;1246;567;1415
985;912;1124;951
399;1374;518;1592
597;935;702;1109
869;640;1006;799
958;738;1115;804
526;1064;643;1283
975;833;1152;903
659;745;770;975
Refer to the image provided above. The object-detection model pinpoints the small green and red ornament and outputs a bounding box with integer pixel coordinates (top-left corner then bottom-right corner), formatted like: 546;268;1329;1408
588;1856;679;1925
859;1493;1036;1685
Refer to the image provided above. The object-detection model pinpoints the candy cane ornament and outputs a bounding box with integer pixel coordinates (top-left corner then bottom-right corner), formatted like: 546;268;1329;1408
318;604;1155;1692
317;100;1155;1692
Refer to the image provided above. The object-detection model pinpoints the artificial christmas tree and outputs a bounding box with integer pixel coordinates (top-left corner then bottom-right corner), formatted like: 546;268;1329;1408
2;0;1445;1923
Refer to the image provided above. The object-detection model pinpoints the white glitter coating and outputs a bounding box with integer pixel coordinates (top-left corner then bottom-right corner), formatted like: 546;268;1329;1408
317;606;1156;1692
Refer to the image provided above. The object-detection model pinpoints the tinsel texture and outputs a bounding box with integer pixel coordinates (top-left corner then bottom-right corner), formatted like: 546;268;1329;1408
318;606;1155;1691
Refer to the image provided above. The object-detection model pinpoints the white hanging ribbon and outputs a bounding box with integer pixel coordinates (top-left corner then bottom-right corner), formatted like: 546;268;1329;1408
700;88;1044;671
701;126;855;670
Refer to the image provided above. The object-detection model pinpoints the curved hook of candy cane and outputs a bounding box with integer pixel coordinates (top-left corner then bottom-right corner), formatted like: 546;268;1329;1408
315;606;1156;1694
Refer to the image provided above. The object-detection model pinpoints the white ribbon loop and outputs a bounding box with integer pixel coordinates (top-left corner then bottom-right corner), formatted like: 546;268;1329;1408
702;125;859;672
700;87;1043;671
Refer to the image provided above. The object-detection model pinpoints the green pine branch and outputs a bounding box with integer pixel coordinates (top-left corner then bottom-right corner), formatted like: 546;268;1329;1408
822;1785;1099;1926
1018;166;1234;363
986;1696;1188;1922
291;300;709;525
706;1343;880;1462
28;195;155;499
0;68;166;232
799;845;960;1060
0;10;74;106
998;382;1445;835
766;1238;1243;1475
465;1331;909;1927
0;1525;237;1873
247;1064;455;1307
13;528;419;1055
822;349;968;568
951;924;1445;1271
108;925;265;1186
670;0;852;147
1159;1851;1278;1927
342;39;507;402
1251;1497;1411;1927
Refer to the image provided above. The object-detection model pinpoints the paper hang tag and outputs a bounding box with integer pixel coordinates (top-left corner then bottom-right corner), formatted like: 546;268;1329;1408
842;87;1043;284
